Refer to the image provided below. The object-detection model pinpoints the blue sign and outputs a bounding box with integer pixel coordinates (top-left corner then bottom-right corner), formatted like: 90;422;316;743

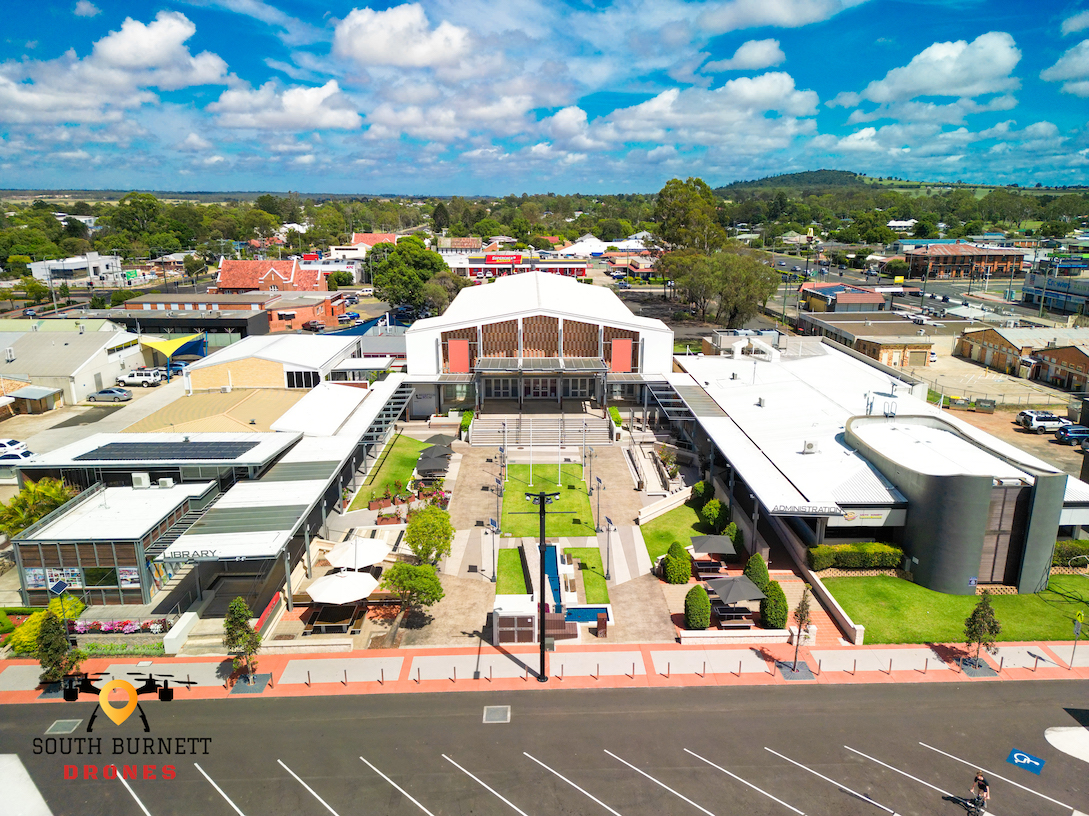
49;580;69;595
1006;749;1044;774
968;576;977;587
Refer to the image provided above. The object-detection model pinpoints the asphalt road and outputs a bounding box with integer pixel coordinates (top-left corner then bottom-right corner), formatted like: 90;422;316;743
4;681;1088;816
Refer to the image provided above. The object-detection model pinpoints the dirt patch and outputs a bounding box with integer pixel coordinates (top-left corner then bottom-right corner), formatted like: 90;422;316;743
952;407;1084;476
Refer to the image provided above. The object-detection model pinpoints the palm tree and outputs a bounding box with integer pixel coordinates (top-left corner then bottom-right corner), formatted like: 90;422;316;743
0;478;76;537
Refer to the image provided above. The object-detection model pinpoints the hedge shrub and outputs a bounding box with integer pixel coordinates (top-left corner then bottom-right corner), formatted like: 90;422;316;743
701;498;725;533
8;596;85;655
1053;539;1089;567
663;554;692;584
667;541;689;562
807;542;904;571
691;480;711;509
459;410;473;433
743;552;770;592
724;521;744;555
760;580;789;630
684;585;711;630
608;406;622;427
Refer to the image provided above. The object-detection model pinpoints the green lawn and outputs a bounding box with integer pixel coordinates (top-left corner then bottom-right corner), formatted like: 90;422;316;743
496;548;529;595
500;464;595;538
348;434;428;510
673;340;699;354
639;501;713;562
824;575;1089;644
565;547;610;604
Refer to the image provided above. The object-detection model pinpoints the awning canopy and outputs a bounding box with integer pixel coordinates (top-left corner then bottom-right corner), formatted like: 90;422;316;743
690;535;738;557
9;385;62;400
140;333;204;359
705;575;767;605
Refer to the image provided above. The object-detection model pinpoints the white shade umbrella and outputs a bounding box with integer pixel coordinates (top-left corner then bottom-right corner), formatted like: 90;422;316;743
306;571;379;605
326;538;392;570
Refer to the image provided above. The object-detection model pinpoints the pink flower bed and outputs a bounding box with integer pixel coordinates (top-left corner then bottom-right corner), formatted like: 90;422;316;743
70;619;167;634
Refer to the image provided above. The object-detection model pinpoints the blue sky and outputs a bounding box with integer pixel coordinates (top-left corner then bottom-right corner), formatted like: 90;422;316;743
1;0;1087;194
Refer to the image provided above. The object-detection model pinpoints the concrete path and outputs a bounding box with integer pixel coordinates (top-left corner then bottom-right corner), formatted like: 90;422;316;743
650;649;773;675
809;647;951;674
278;657;403;685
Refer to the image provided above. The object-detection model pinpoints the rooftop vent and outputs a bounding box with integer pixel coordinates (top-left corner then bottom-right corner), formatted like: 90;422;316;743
802;440;819;454
4;348;14;363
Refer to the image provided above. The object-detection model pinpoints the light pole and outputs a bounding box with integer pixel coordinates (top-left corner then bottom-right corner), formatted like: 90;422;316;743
495;477;502;537
502;422;508;482
595;476;604;532
604;516;613;580
527;491;560;683
581;422;587;482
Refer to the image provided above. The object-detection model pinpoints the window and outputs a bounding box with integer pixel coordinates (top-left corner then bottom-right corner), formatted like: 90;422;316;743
286;370;320;388
83;567;118;587
443;383;473;401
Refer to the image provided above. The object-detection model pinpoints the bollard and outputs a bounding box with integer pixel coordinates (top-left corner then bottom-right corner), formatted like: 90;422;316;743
632;661;636;679
344;669;348;686
417;666;421;684
957;657;962;673
999;656;1004;673
1034;655;1040;672
452;666;456;683
269;675;273;689
380;667;384;685
187;674;192;690
737;660;742;678
889;658;893;675
307;670;311;687
703;660;707;678
596;663;600;680
817;659;821;676
525;666;529;682
489;665;493;682
666;662;670;679
560;664;564;681
853;658;857;676
924;658;928;674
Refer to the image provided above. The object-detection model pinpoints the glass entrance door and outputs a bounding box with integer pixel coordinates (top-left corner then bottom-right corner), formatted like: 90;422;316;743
524;378;557;398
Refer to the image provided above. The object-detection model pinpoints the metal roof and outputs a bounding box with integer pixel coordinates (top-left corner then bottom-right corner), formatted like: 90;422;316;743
188;504;310;535
474;357;607;372
74;440;260;462
260;461;340;482
9;385;62;400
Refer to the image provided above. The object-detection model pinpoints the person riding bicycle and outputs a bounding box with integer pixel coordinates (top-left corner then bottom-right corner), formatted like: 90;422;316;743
971;772;990;810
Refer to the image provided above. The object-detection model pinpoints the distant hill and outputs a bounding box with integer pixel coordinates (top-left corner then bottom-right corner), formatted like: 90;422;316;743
715;169;866;194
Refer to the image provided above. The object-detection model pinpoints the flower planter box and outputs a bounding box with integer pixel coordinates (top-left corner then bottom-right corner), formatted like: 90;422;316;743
376;516;401;526
368;498;392;511
392;496;409;506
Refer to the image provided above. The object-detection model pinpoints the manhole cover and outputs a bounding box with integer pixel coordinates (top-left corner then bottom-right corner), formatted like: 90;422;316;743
274;634;296;641
483;705;511;724
45;719;82;734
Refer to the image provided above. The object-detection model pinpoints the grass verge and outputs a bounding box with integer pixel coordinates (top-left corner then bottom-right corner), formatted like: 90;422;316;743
824;574;1089;644
565;547;610;604
639;500;713;563
348;434;428;510
496;549;529;595
500;464;595;538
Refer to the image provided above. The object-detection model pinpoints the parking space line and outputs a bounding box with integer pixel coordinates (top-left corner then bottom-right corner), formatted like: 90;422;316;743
276;759;341;816
523;752;623;816
442;754;530;816
763;748;895;815
684;749;805;815
918;742;1070;810
604;750;715;816
845;746;1000;816
118;775;153;816
194;763;246;816
359;757;436;816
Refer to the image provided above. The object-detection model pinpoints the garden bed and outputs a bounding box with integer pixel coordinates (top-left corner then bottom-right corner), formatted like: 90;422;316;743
496;549;529;595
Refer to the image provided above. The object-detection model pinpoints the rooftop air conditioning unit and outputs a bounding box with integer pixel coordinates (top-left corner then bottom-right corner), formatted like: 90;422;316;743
158;478;174;489
757;396;767;407
730;372;739;380
802;440;819;454
3;348;13;363
132;472;151;489
221;385;231;393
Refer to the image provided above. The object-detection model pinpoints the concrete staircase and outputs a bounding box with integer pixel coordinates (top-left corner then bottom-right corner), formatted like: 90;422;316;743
471;414;613;447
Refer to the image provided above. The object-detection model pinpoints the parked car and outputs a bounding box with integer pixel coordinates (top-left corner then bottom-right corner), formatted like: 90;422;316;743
941;295;950;303
88;387;133;403
343;311;360;319
617;281;631;289
791;265;802;272
1024;414;1072;434
777;261;786;267
0;449;34;463
929;351;938;363
302;320;324;332
116;369;163;388
1017;409;1054;427
22;308;36;317
1055;425;1089;445
0;439;27;455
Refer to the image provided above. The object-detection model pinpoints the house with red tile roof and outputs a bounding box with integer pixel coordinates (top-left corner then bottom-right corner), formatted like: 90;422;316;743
211;259;328;294
799;281;886;313
350;232;399;247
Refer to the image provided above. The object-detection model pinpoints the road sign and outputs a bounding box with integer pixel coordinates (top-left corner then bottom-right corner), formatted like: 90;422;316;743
124;270;137;280
605;516;613;527
49;580;69;595
1006;748;1044;775
489;518;496;530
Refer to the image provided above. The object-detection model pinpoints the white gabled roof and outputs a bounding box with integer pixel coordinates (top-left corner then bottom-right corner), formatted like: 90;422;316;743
186;334;358;371
408;271;669;335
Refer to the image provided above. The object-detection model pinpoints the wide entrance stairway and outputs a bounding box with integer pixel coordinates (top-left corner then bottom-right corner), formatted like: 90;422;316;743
470;413;614;447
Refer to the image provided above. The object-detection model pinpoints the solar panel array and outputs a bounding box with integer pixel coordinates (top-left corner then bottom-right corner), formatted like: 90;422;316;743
74;441;261;462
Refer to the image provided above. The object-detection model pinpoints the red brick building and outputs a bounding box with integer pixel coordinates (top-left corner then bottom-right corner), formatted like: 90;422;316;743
212;259;327;294
905;242;1023;281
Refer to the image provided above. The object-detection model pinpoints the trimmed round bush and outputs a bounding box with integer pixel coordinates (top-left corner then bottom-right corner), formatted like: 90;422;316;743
743;552;770;592
691;481;711;508
684;585;711;630
724;521;744;555
759;580;789;630
667;541;689;562
663;554;692;584
700;498;725;533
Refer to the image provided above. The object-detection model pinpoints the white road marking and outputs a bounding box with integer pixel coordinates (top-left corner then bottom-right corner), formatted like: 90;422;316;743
276;759;341;816
764;748;895;815
359;756;437;816
194;763;246;816
918;742;1071;810
845;746;1000;816
442;754;530;816
603;750;716;816
684;749;805;815
523;752;623;816
0;755;53;816
118;774;153;816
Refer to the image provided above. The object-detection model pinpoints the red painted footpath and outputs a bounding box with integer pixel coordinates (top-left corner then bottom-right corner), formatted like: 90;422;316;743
1;639;1087;705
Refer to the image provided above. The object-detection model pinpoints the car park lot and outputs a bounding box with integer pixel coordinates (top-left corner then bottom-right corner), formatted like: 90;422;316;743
7;682;1088;816
955;407;1085;476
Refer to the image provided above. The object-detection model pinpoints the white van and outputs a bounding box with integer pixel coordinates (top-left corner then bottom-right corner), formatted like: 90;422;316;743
117;369;163;388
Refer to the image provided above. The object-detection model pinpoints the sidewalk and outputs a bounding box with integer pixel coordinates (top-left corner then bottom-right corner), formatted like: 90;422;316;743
2;638;1087;704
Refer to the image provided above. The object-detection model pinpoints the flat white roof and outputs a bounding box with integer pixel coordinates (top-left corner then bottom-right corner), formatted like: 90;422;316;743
271;382;370;437
853;422;1030;479
407;271;669;336
186;334;358;371
28;431;301;469
25;482;215;541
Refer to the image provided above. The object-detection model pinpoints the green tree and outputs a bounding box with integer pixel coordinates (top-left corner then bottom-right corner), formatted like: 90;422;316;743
700;498;726;533
183;254;206;281
223;596;262;681
6;255;31;277
710;252;779;327
0;477;77;537
110;289;138;307
791;583;812;671
432;202;450;230
89;294;107;309
884;258;910;277
743;552;770;592
405;505;454;565
37;610;86;683
16;276;49;305
111;192;163;235
241;208;279;240
253;194;283;218
58;282;70;304
684;584;711;630
371;237;449;308
964;590;1001;665
420;268;471;314
380;562;445;638
653;177;726;252
329;270;354;287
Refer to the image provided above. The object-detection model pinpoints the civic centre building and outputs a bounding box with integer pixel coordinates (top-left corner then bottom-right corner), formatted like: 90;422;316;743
9;272;1089;612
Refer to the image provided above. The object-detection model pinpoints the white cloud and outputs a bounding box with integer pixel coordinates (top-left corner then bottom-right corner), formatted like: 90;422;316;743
1062;10;1089;36
291;153;316;165
703;39;785;72
1041;40;1089;96
178;132;213;151
209;80;362;130
333;4;470;68
700;0;870;35
857;32;1021;103
176;0;325;45
200;154;226;165
543;106;606;151
74;1;100;17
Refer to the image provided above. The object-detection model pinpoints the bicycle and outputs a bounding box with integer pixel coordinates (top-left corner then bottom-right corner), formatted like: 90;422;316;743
942;792;986;815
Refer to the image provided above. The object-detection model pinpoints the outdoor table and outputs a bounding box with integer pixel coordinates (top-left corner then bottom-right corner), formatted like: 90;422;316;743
311;603;359;634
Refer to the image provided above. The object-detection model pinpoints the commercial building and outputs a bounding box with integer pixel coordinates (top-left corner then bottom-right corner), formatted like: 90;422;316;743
797;312;981;368
445;254;589;282
1021;270;1089;313
183;334;368;391
404;271;671;416
956;327;1089;378
798;282;887;313
435;236;483;255
81;307;268;347
28;252;121;283
211;259;327;294
905;242;1023;281
660;342;1089;595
